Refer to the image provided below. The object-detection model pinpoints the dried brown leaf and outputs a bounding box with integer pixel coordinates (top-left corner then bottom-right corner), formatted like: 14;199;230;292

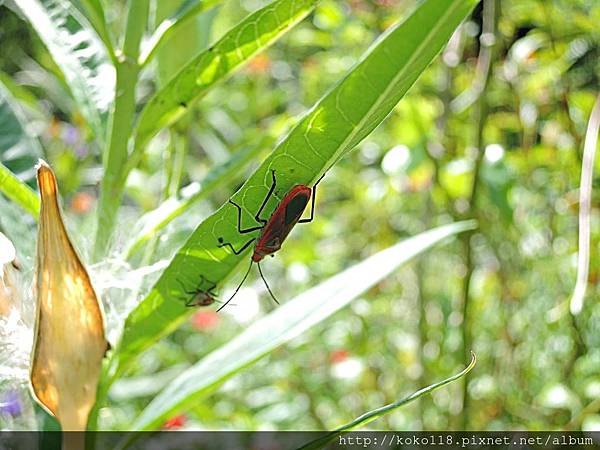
30;161;107;431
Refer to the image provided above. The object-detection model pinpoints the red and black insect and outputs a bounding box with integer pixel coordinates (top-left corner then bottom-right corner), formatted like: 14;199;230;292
217;169;324;311
177;276;218;307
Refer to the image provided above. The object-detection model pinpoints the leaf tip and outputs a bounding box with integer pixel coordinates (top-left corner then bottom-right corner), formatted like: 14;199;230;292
467;350;477;372
36;160;57;198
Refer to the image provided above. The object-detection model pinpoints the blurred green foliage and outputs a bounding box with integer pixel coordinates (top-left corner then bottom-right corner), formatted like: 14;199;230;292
1;0;600;432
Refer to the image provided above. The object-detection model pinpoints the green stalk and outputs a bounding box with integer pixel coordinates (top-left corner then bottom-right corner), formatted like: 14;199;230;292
458;0;498;429
94;0;149;260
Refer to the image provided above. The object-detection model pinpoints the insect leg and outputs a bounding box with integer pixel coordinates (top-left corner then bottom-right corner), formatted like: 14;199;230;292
255;169;277;224
229;200;264;234
185;297;198;307
206;279;218;296
176;278;197;296
298;174;325;223
218;237;256;255
176;279;199;307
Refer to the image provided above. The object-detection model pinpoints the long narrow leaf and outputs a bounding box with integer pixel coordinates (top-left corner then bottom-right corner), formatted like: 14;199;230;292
131;0;319;160
130;221;476;430
112;0;478;375
298;353;477;450
11;0;114;142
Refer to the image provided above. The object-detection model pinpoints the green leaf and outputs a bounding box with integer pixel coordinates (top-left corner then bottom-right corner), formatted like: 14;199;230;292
0;163;40;219
0;72;43;114
111;0;477;374
140;0;223;68
67;0;115;59
130;221;476;430
11;0;114;142
131;0;319;159
298;353;477;450
0;82;41;217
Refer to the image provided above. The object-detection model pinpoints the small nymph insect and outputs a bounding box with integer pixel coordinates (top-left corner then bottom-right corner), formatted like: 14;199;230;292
217;169;325;311
177;276;218;307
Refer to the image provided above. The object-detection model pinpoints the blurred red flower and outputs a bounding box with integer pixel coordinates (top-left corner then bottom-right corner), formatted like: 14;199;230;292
70;192;94;214
191;311;219;331
329;349;350;364
162;414;186;430
247;54;271;74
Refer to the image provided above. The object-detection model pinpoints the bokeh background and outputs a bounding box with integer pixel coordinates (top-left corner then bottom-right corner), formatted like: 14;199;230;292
1;0;600;431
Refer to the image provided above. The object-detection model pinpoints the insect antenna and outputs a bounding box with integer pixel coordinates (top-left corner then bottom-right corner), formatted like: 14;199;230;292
217;260;254;312
257;261;279;305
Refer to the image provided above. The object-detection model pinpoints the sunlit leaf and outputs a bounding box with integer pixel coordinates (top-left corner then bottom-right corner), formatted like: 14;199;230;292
30;161;107;430
0;163;40;219
132;0;318;157
112;0;478;376
129;221;476;430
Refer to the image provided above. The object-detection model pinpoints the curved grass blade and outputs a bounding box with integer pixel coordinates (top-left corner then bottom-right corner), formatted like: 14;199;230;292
139;0;223;67
0;81;41;217
131;0;319;163
111;0;478;377
570;93;600;315
298;352;477;450
11;0;114;142
129;221;476;431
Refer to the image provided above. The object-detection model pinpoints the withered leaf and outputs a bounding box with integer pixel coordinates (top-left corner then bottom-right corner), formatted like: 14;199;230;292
30;161;107;431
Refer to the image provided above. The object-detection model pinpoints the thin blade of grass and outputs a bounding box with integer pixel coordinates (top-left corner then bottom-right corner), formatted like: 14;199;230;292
297;352;477;450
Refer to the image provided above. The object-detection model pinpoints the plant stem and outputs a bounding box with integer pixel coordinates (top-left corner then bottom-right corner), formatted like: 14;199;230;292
94;0;149;260
458;0;498;430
